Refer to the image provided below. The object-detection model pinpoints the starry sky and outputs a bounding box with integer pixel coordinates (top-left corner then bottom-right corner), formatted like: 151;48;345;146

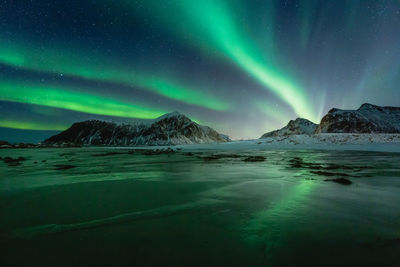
1;0;400;142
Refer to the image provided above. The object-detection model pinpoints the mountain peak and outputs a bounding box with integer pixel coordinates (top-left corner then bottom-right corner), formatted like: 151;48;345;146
260;117;317;138
155;111;189;121
292;118;314;124
358;103;380;111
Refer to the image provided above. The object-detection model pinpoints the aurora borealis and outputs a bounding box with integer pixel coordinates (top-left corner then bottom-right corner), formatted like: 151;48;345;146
1;0;400;141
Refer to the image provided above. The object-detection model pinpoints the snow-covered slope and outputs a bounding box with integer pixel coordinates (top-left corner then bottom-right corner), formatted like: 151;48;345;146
316;103;400;133
45;112;230;146
260;118;317;138
106;134;400;153
159;134;400;153
259;133;400;146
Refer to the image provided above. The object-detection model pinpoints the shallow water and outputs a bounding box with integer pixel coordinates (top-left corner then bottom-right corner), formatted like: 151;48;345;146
0;148;400;266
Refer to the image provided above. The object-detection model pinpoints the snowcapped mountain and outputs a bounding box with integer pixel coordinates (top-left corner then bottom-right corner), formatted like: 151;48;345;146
315;103;400;133
260;118;317;138
260;103;400;138
45;112;230;146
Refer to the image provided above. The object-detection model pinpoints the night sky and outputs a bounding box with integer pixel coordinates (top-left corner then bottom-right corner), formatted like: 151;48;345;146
1;0;400;142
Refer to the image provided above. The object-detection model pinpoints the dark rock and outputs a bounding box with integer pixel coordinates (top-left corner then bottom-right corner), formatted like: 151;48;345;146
59;152;76;157
289;157;305;168
54;164;76;170
324;164;354;170
14;143;37;148
0;140;12;148
92;151;126;157
200;155;221;161
198;153;243;160
243;156;266;162
311;171;350;177
142;148;175;155
2;156;26;166
324;178;353;185
289;157;323;169
289;158;362;174
214;153;242;158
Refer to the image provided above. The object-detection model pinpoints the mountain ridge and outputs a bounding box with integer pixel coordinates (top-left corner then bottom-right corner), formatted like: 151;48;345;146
261;103;400;138
45;112;230;146
316;103;400;133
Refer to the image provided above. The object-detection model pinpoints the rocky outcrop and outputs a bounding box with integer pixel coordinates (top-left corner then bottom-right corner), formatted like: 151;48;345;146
315;103;400;133
45;112;230;146
260;118;317;138
0;140;12;148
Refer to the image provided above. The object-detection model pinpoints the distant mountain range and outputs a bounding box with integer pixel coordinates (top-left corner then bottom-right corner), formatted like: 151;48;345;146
45;112;230;146
261;103;400;138
8;103;398;147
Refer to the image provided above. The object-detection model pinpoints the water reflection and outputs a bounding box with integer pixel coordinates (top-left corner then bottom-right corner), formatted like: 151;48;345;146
0;148;399;266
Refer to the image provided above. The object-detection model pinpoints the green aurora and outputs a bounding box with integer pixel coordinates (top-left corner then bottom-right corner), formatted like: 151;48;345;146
129;0;318;122
0;38;229;112
0;81;167;119
0;120;68;131
0;0;318;134
1;0;399;138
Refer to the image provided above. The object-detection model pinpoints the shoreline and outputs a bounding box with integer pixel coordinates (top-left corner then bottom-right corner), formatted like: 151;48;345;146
1;134;400;153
